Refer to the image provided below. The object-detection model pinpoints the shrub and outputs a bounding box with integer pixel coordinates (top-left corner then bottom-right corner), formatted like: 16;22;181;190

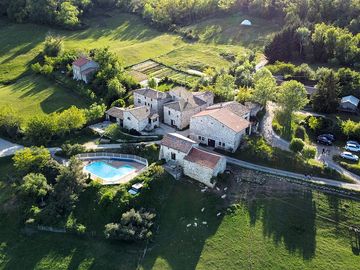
31;63;43;74
289;138;305;153
43;34;64;57
272;122;282;135
302;145;317;159
104;208;156;242
295;126;307;140
111;99;126;108
61;144;86;157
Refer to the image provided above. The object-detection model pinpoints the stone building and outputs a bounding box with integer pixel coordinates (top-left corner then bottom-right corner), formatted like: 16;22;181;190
133;88;172;120
105;106;159;132
72;57;99;83
189;101;251;152
159;133;226;187
159;133;198;167
163;87;214;130
183;147;226;188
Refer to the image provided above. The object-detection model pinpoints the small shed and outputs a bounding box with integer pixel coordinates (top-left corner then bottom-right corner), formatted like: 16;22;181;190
339;95;360;113
240;20;252;26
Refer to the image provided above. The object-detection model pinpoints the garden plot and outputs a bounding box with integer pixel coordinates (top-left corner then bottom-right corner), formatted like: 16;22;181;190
129;60;202;87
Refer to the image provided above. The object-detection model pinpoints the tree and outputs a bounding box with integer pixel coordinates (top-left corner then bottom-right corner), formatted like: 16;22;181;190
43;34;64;57
20;173;51;202
13;147;51;175
56;106;86;136
111;99;126;108
25;115;57;145
296;27;311;56
0;106;21;139
148;78;158;88
57;1;80;28
278;80;308;114
289;138;305;153
52;157;87;214
312;71;339;113
252;68;277;106
84;103;107;124
106;78;126;103
214;74;236;101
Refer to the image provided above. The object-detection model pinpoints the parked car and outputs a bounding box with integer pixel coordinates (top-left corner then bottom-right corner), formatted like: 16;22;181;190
320;133;335;142
340;151;359;162
347;140;360;147
317;136;332;146
128;183;143;195
345;143;360;152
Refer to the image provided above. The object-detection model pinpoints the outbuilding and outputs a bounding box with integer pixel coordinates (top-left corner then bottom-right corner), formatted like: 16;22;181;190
339;95;359;113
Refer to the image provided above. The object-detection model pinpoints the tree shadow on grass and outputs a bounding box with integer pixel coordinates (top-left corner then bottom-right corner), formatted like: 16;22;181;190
248;189;316;260
140;181;225;270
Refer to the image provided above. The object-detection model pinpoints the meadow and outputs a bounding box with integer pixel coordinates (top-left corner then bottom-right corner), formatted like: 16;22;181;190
1;156;360;270
0;10;280;120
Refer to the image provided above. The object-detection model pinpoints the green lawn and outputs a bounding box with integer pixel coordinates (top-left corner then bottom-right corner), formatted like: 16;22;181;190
180;12;282;49
0;75;88;121
1;156;360;269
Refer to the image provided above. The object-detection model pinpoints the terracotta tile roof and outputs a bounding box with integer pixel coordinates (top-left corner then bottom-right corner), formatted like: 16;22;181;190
106;107;124;119
184;147;223;169
73;57;91;67
160;133;196;153
134;88;170;100
192;106;250;133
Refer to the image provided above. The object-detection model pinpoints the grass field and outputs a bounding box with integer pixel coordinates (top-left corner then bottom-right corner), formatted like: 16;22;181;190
0;76;88;120
1;156;360;270
0;12;257;84
180;12;282;49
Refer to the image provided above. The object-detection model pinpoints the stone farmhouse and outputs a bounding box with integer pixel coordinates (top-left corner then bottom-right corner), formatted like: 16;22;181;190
105;106;159;132
133;88;172;120
133;87;214;130
163;87;214;130
159;133;226;187
189;101;251;152
72;57;99;84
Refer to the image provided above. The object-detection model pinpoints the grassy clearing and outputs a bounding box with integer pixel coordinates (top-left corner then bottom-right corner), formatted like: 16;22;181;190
180;12;282;50
0;75;89;121
141;180;360;270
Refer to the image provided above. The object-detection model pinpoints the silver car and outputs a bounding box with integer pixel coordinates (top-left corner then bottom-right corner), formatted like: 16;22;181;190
340;151;359;161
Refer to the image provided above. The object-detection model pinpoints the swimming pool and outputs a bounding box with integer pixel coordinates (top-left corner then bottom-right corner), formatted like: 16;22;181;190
84;161;136;183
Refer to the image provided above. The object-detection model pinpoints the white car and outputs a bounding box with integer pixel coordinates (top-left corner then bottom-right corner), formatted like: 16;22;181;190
347;140;360;147
345;143;360;152
340;151;359;162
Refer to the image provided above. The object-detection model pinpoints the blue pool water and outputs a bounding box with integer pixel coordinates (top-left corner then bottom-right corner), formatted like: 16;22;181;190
84;161;136;182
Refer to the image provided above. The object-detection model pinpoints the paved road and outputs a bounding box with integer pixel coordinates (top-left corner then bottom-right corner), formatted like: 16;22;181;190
260;102;290;151
226;156;360;192
0;138;23;158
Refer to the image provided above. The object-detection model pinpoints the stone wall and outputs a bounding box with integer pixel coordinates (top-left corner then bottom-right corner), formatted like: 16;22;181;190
189;115;245;152
159;145;187;167
123;111;147;132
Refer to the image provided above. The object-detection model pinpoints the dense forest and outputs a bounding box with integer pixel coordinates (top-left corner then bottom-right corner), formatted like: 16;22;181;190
1;0;359;32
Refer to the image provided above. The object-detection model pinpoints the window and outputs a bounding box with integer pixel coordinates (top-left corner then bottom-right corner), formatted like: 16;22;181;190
171;152;176;160
222;143;225;147
138;99;141;104
198;136;201;140
219;142;222;146
127;117;131;120
168;110;171;115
